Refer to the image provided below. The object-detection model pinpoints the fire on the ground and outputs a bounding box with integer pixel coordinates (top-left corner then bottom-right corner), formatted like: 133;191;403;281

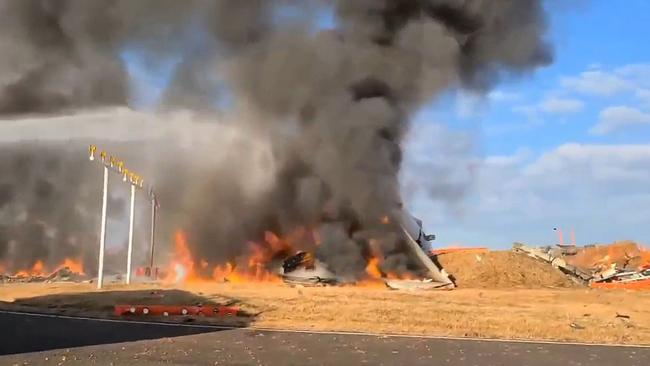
0;210;453;288
513;241;650;289
158;211;453;289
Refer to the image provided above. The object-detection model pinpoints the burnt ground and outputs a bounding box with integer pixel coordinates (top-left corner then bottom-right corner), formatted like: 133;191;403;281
0;311;649;366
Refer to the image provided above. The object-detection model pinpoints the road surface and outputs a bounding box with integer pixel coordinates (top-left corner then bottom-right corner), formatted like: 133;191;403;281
0;311;648;365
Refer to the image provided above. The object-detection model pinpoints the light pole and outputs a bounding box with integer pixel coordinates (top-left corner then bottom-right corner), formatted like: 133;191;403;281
89;145;153;288
126;183;136;285
148;188;159;280
97;164;109;290
89;145;109;290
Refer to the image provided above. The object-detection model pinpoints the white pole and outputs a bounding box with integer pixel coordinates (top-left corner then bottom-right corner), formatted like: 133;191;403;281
97;166;109;290
126;184;136;285
148;195;156;279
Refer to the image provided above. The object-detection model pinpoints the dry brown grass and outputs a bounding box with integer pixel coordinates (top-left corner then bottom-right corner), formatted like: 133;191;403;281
1;282;649;345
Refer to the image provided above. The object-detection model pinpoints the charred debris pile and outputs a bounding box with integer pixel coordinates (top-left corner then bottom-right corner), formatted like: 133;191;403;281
0;264;88;284
513;242;650;289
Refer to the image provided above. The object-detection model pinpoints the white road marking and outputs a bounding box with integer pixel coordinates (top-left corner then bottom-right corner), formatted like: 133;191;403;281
0;309;648;349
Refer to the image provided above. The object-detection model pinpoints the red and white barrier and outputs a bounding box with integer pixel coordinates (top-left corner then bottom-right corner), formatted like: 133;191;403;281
114;304;239;317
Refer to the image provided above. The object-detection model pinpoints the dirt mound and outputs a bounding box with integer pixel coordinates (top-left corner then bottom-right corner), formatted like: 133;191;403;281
437;251;577;289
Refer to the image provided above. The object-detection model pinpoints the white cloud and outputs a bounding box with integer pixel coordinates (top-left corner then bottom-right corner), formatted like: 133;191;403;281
538;97;585;114
513;97;584;120
590;106;650;135
402;136;650;246
455;91;486;119
561;70;633;96
483;119;542;138
524;143;650;181
560;63;650;98
512;105;537;116
484;148;532;170
410;143;650;247
637;89;650;107
615;63;650;85
487;90;521;102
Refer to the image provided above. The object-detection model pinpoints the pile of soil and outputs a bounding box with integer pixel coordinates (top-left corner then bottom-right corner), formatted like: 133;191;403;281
437;250;577;289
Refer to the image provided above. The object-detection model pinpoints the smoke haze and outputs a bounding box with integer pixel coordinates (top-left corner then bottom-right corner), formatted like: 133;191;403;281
0;1;552;277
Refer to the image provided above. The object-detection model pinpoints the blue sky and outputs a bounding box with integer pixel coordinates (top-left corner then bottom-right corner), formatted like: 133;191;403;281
414;0;650;157
404;0;650;248
121;1;650;248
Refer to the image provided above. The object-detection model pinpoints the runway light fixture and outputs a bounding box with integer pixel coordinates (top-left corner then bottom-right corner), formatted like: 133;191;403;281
88;145;97;161
87;144;158;289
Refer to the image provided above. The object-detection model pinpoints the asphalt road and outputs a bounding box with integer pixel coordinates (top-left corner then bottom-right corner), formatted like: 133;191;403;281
1;311;649;366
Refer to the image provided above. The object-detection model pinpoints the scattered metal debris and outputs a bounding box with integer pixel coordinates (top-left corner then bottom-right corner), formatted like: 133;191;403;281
513;243;593;284
384;279;453;291
569;322;586;330
282;252;315;273
591;277;650;290
282;275;339;287
512;242;650;289
279;226;457;290
0;267;89;284
281;255;340;286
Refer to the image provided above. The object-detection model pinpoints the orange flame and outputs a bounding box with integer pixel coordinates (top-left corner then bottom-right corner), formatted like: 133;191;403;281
364;240;388;281
163;226;423;285
164;229;300;284
365;257;383;279
639;245;650;269
596;243;650;270
362;254;416;282
54;258;85;275
163;230;198;284
9;257;84;277
16;260;45;277
33;260;44;274
566;241;650;272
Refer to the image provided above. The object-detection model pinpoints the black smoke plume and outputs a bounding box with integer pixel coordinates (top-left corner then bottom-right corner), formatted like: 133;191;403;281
0;1;551;277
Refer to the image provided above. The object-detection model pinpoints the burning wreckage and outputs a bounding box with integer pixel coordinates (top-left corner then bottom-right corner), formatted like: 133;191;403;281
158;209;455;290
0;204;453;290
0;259;88;284
279;211;454;289
513;241;650;290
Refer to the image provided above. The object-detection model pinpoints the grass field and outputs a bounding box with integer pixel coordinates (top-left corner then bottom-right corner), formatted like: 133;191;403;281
1;282;649;345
